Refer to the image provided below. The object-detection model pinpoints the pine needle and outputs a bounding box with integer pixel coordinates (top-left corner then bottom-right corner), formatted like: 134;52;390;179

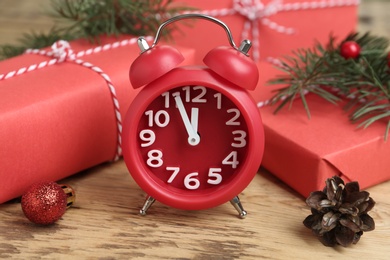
0;0;195;60
267;32;390;138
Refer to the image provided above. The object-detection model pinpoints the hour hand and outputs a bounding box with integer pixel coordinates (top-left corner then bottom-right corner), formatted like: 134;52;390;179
191;107;199;134
172;92;200;146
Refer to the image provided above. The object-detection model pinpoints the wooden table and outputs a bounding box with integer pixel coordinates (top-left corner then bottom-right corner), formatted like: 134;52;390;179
1;161;390;259
1;1;390;259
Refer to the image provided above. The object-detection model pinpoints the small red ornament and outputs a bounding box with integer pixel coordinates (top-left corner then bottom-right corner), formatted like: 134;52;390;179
21;181;75;225
340;41;361;59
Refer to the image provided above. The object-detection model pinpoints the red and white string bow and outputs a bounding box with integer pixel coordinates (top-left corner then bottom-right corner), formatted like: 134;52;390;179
0;37;154;160
197;0;359;62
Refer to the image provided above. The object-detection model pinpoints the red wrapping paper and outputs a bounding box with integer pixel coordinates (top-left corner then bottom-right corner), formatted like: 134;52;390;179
256;62;390;197
3;1;381;202
0;36;195;203
168;0;390;196
171;0;358;63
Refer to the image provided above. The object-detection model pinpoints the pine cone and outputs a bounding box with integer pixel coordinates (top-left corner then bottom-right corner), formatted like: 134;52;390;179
303;176;375;247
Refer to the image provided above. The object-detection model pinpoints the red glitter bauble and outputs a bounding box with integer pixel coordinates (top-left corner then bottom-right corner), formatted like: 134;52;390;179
340;41;361;59
21;181;68;225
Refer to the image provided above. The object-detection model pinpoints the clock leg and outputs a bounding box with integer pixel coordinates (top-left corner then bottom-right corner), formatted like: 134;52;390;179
139;195;155;216
230;196;247;219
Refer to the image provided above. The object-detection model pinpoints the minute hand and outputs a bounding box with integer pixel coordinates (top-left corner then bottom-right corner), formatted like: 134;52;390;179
172;92;200;146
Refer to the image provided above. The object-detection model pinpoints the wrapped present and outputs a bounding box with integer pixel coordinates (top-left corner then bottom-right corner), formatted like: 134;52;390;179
0;36;195;203
256;61;390;197
171;0;358;63
166;0;386;196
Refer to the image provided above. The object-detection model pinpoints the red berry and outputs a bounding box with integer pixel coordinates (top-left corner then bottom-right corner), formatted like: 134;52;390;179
21;181;73;225
340;41;361;59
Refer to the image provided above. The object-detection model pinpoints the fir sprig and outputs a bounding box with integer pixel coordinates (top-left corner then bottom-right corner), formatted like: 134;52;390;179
268;33;390;139
0;0;194;60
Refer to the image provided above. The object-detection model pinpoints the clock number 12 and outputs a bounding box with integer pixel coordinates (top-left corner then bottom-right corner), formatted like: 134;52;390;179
161;86;207;108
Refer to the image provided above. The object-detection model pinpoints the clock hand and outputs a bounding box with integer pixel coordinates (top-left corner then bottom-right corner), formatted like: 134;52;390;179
191;107;199;134
172;92;200;146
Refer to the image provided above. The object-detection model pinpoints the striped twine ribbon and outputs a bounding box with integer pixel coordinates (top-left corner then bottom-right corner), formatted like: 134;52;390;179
0;36;154;161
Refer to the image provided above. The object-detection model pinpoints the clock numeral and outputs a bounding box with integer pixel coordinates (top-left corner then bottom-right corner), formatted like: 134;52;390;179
213;93;222;109
184;172;201;190
147;149;163;168
161;91;170;108
165;167;223;189
182;86;191;102
161;86;208;109
166;166;180;183
226;108;241;126
207;168;222;185
192;86;207;103
139;129;156;147
222;151;239;169
182;86;207;103
145;110;170;127
231;130;247;148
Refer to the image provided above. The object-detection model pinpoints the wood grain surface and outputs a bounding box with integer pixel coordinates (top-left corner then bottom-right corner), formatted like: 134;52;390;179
1;161;390;259
1;1;390;259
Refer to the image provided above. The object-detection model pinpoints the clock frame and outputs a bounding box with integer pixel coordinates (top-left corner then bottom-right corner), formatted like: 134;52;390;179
122;13;264;218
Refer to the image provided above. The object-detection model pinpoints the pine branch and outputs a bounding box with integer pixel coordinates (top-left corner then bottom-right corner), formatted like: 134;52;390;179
268;32;390;138
0;0;195;60
268;39;346;118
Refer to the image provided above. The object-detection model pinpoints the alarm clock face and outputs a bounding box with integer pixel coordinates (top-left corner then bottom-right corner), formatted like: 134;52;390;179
123;66;264;211
138;84;248;188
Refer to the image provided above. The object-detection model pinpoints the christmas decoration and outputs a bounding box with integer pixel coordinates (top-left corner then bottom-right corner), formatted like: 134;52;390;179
340;41;360;59
123;13;264;217
0;0;193;60
0;0;197;204
0;35;195;204
170;0;358;63
268;33;390;139
303;176;375;247
21;181;75;225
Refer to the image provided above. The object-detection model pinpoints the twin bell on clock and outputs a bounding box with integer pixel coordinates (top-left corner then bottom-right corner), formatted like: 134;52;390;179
122;14;265;218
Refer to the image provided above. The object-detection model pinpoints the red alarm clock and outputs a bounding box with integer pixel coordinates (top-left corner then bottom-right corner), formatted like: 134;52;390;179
123;14;264;218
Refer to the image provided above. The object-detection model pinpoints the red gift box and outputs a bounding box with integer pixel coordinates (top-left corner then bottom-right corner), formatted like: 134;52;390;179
167;1;390;196
0;36;195;203
255;62;390;197
171;0;358;63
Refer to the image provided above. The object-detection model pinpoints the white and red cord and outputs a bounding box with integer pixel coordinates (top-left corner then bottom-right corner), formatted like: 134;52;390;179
0;36;154;161
0;0;361;155
186;0;359;62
